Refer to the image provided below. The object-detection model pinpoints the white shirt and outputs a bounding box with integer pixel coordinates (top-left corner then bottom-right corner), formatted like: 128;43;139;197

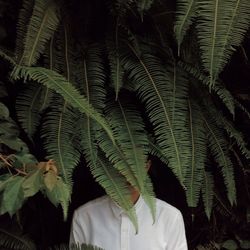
70;195;188;250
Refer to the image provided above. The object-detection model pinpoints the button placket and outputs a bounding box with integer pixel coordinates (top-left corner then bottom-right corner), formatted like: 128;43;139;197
120;213;129;250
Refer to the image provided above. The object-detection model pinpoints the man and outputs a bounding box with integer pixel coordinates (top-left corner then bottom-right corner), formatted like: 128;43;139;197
70;160;188;250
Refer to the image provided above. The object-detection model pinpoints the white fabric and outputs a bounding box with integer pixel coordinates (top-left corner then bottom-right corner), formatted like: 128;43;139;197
70;195;188;250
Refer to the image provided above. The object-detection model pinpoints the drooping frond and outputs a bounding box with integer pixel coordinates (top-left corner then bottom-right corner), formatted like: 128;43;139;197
124;44;189;185
76;43;107;200
0;228;36;250
178;61;235;116
41;99;80;187
90;150;138;233
202;170;214;219
106;23;125;100
106;99;149;190
214;111;250;160
196;0;250;87
77;43;106;109
15;0;35;61
21;0;60;66
104;98;156;218
184;98;206;208
175;0;197;55
11;66;114;143
148;137;169;166
16;82;43;140
202;110;236;205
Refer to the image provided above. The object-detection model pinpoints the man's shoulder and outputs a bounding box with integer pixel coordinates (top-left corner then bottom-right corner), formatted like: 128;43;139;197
76;195;110;213
155;198;182;217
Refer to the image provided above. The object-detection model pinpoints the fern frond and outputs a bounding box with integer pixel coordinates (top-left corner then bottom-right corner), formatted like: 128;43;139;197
77;43;106;109
235;98;250;121
107;99;149;190
124;44;189;185
202;170;214;219
203;112;236;205
90;150;139;233
21;0;60;66
184;98;206;208
216;113;250;160
0;228;36;250
41;99;80;187
105;98;156;219
106;24;125;100
178;61;235;116
175;0;197;55
15;0;34;61
16;83;43;139
0;49;17;66
196;0;250;87
11;66;114;143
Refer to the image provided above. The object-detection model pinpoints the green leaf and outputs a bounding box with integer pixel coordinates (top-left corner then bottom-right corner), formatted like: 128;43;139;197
0;176;25;216
22;168;43;198
45;177;70;220
222;240;238;250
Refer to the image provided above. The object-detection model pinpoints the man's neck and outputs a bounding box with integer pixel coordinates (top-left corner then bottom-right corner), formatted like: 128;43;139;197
130;189;140;204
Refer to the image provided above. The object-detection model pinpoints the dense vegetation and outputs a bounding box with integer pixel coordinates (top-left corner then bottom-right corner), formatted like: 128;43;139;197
0;0;250;249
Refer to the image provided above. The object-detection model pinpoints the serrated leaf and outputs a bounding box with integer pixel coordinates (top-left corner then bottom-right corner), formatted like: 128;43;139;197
1;176;25;216
45;178;70;220
22;168;43;197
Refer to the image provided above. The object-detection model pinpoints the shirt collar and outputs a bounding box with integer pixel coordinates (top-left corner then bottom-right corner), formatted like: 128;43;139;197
110;195;144;218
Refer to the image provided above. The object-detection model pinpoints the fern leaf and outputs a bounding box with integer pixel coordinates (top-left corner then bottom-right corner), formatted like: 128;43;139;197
178;61;235;116
21;0;60;66
202;170;214;219
90;150;139;233
11;66;114;143
184;98;206;208
15;0;35;61
175;0;197;55
16;83;43;139
0;228;36;250
196;0;250;87
41;100;80;188
125;44;189;185
107;24;124;100
104;98;156;220
203;113;236;205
